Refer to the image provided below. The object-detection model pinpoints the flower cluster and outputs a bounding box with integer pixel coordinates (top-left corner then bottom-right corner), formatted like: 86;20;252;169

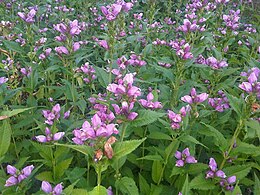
196;55;228;69
139;90;162;109
20;66;32;77
223;9;240;31
206;158;226;179
107;73;141;100
220;176;237;191
175;148;197;167
107;73;141;121
41;181;63;195
177;19;199;33
128;54;147;67
5;165;34;187
112;101;138;121
54;20;82;37
42;104;61;125
239;67;260;99
101;1;133;21
35;127;65;143
208;91;230;112
181;88;209;104
206;158;236;191
168;106;190;129
18;8;37;23
75;62;97;84
72;114;118;144
0;76;8;85
169;39;193;60
39;48;52;60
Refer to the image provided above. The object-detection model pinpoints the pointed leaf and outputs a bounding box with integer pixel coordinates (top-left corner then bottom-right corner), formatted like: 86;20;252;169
139;173;150;195
113;138;146;161
0;120;11;157
55;143;94;157
131;110;165;127
190;174;216;190
115;177;139;195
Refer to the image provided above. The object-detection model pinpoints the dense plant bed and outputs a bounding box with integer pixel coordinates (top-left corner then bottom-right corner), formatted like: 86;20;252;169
0;0;259;194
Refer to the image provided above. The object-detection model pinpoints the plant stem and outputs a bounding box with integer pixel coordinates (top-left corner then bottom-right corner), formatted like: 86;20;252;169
219;119;243;170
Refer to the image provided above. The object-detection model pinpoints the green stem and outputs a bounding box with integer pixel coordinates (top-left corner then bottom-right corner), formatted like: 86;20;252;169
120;123;128;142
97;163;102;188
219;119;243;170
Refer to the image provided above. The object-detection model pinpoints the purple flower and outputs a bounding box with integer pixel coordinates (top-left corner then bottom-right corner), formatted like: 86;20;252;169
139;92;162;109
72;114;118;144
42;104;61;125
0;77;8;85
181;88;208;104
112;101;138;121
41;181;63;195
35;127;65;143
220;176;236;191
169;40;193;60
18;8;37;23
175;148;197;167
239;68;260;98
168;106;190;130
107;73;141;99
208;91;230;112
20;67;32;77
5;165;34;187
179;19;198;33
55;46;69;55
107;186;113;195
101;4;122;21
206;158;226;179
98;40;109;50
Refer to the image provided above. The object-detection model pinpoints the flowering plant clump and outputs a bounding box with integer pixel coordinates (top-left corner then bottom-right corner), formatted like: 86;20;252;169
0;0;259;194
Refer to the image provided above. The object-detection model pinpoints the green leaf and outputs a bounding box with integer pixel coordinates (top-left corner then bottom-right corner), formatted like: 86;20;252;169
72;189;89;195
0;107;34;120
94;66;109;88
192;46;206;57
55;157;73;179
139;173;150;195
212;47;222;60
35;171;54;182
148;131;172;140
3;40;24;53
55;143;93;157
246;119;260;140
112;138;146;161
63;180;80;195
254;173;260;195
190;174;216;190
142;43;153;56
115;177;139;195
181;174;190;195
152;160;163;183
187;163;209;175
137;154;163;161
89;186;107;195
225;93;242;116
199;123;227;151
179;135;208;149
223;165;251;180
130;110;165;127
233;142;260;156
170;166;185;177
0;120;11;157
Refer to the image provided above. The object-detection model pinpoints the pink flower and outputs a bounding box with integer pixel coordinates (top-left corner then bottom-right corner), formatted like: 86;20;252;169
41;181;63;195
175;148;197;167
181;88;208;104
